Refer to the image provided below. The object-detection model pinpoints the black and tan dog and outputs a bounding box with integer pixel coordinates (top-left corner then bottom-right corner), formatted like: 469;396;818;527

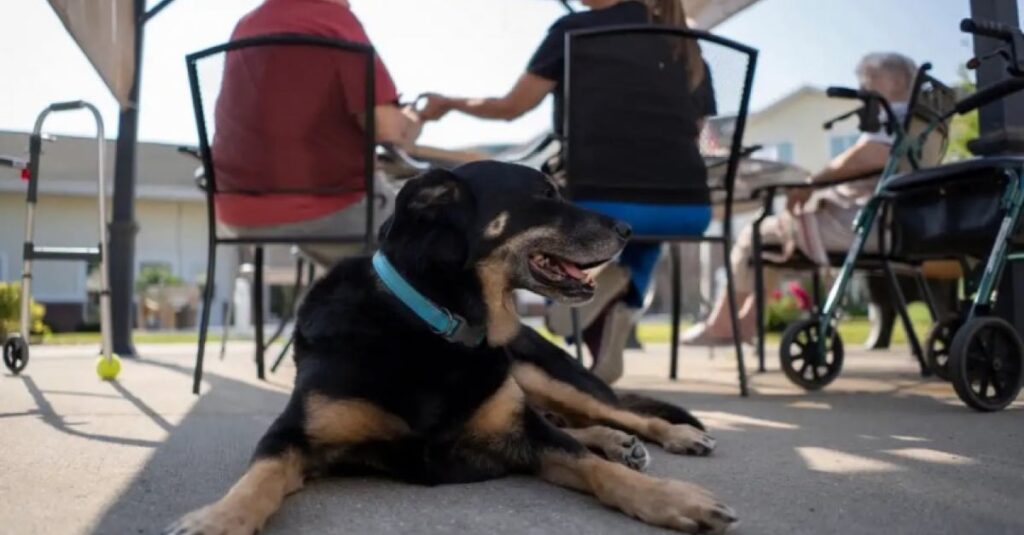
166;161;736;534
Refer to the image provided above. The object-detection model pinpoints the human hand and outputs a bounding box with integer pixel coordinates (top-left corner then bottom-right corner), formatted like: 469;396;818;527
417;93;452;121
786;187;812;214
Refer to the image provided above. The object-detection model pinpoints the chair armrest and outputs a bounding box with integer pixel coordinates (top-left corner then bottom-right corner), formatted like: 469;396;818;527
493;133;557;163
0;155;28;169
177;146;207;191
177;145;202;160
750;168;882;197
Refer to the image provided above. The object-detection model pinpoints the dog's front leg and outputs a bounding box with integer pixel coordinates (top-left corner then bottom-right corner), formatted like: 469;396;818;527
165;447;305;535
538;445;737;534
165;393;410;535
561;426;650;471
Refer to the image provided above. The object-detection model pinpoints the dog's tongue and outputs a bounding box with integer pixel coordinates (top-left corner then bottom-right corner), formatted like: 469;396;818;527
558;258;585;280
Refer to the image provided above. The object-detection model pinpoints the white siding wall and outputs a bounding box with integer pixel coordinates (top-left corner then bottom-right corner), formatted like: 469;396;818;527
744;89;864;175
0;193;236;325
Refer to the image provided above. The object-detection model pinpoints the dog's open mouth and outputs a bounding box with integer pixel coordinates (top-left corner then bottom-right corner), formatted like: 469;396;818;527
528;252;603;297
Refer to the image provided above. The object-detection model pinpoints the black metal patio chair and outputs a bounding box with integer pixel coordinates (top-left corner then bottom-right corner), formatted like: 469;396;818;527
185;34;382;394
561;24;758;396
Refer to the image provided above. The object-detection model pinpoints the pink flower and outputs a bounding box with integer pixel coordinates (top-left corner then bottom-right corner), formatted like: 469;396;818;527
788;281;812;311
770;289;782;301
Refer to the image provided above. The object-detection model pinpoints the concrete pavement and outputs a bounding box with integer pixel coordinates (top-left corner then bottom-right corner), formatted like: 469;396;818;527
1;339;1022;535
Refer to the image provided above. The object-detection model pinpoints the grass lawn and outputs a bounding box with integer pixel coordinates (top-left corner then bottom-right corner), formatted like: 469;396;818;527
40;304;933;348
44;331;225;345
635;303;932;346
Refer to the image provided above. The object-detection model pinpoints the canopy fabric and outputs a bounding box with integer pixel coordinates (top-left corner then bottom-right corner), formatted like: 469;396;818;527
44;0;761;110
47;0;135;108
685;0;759;28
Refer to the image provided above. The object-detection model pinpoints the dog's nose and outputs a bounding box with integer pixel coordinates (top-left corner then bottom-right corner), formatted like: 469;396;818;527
613;221;633;240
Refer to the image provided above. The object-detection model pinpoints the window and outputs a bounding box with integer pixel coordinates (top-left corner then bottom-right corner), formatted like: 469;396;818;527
753;142;794;164
830;134;860;157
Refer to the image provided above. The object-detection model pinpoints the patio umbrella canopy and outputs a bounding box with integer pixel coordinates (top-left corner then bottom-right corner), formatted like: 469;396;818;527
47;0;136;108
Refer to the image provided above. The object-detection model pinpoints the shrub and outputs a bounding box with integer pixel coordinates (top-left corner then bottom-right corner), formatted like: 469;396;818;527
135;265;183;291
765;281;813;332
0;282;49;337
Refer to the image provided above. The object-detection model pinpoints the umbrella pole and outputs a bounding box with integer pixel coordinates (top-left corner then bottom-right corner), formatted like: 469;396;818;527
109;0;150;358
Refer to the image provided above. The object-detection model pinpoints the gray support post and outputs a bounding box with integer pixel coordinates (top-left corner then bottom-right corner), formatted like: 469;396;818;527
969;0;1024;333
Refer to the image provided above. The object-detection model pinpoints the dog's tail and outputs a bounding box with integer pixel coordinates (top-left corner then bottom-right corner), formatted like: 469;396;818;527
617;393;705;431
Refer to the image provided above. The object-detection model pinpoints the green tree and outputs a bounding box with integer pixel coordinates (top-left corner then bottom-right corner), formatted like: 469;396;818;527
945;67;979;162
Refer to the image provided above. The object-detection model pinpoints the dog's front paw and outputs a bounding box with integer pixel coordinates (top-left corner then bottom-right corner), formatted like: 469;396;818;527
657;424;716;456
601;429;650;472
163;503;260;535
637;480;737;534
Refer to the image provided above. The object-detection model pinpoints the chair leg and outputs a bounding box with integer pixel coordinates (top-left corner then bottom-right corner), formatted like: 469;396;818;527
883;262;928;376
253;246;266;381
571;308;584;364
266;257;304;348
669;243;682;380
193;240;217;395
752;232;766;373
723;239;749;397
270;332;296;373
914;270;940;322
218;273;236;360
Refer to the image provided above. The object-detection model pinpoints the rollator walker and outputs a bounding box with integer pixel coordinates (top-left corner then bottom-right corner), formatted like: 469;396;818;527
778;19;1024;412
1;101;120;380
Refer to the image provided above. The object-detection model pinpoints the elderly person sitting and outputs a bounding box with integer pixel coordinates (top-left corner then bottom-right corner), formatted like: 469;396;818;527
683;52;918;345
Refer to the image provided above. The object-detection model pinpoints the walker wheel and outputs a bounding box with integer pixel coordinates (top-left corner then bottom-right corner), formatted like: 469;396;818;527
949;317;1023;412
780;318;844;391
3;337;29;374
925;316;962;382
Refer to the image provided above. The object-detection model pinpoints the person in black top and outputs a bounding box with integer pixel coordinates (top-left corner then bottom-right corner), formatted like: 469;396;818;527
420;0;715;384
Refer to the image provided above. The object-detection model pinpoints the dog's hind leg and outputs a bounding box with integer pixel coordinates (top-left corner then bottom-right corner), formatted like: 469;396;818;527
616;392;705;431
462;375;736;533
562;426;649;471
165;393;410;535
512;358;715;456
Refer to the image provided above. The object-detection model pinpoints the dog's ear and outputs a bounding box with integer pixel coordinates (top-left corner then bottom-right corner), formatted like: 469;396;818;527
392;168;474;228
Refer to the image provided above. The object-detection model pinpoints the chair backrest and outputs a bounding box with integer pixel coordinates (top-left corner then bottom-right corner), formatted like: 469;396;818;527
562;25;757;214
186;34;378;246
900;65;958;172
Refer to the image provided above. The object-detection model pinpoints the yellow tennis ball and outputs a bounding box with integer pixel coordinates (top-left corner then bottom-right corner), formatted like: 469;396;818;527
96;355;121;380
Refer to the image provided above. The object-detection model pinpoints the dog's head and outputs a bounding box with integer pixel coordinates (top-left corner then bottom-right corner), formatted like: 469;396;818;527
380;161;630;345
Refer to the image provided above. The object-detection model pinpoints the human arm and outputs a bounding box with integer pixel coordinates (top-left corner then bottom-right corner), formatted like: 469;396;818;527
362;104;423;149
786;137;890;213
419;73;555;122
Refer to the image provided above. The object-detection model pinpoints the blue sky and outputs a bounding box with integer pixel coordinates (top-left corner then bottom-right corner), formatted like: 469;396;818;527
0;0;1013;148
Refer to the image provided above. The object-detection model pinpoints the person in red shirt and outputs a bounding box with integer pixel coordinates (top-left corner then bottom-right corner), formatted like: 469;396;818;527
212;0;422;266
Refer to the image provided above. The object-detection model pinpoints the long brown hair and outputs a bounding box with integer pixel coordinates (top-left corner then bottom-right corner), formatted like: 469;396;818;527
643;0;705;90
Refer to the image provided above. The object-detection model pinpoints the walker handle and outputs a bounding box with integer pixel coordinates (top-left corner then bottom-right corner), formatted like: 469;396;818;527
49;100;88;112
955;76;1024;114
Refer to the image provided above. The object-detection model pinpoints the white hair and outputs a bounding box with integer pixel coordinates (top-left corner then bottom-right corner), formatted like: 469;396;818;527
855;52;917;88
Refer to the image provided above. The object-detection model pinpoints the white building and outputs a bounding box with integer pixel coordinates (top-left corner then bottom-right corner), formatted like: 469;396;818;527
0;131;240;331
744;85;865;174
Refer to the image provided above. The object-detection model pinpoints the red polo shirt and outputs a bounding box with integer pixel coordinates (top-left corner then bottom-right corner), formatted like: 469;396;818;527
212;0;398;226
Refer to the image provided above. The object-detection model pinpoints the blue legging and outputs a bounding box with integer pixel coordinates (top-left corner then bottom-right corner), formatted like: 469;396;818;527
577;201;712;308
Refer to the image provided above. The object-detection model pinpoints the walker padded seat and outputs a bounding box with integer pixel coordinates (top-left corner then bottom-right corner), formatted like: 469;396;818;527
884;156;1024;259
883;156;1024;191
